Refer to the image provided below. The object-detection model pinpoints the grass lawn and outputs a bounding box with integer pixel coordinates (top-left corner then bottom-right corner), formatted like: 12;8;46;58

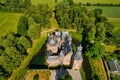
80;65;86;80
25;70;50;80
0;12;22;37
74;0;120;4
91;58;108;80
87;6;120;18
72;44;77;53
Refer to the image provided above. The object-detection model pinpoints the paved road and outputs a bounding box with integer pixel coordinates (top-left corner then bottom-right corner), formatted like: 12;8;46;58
67;69;82;80
50;70;56;80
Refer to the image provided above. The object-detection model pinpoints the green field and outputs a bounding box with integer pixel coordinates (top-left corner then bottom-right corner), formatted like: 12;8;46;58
74;0;120;4
31;0;55;8
87;6;120;18
0;12;22;37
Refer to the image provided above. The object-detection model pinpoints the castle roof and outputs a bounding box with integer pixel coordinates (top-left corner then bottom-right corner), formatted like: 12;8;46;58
74;44;83;60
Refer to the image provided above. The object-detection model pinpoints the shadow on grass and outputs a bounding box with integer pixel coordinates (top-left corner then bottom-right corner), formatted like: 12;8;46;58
29;43;48;69
82;55;92;80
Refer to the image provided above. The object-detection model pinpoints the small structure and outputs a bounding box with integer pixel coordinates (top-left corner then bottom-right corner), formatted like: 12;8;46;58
107;60;119;73
72;44;83;70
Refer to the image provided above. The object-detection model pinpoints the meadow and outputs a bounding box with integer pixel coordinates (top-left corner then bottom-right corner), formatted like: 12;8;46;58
74;0;120;4
0;12;22;36
87;6;120;18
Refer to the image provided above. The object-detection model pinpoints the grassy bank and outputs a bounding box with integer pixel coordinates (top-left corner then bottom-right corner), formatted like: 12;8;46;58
71;32;82;42
80;65;86;80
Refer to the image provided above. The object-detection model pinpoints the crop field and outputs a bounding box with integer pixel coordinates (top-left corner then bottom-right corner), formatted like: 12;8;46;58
87;6;120;18
74;0;120;4
0;12;22;37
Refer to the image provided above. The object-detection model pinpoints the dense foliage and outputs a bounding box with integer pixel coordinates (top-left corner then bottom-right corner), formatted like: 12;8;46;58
0;0;31;12
55;1;106;59
0;33;31;79
26;4;52;40
17;16;28;36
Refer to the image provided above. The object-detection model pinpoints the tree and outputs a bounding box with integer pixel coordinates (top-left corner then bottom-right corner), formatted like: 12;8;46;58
112;30;120;47
23;0;31;9
19;36;31;49
94;8;103;17
59;73;72;80
17;16;28;36
67;0;73;5
96;16;107;22
55;1;70;28
86;42;105;59
95;23;105;43
86;26;96;43
27;4;52;28
0;33;27;79
27;25;40;40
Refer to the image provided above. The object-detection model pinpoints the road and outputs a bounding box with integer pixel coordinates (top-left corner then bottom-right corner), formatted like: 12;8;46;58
50;70;56;80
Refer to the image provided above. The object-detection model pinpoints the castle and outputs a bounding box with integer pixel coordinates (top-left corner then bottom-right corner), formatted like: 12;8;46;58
46;31;83;70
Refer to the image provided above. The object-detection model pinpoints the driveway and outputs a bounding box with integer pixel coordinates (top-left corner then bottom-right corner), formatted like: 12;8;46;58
67;69;82;80
50;70;56;80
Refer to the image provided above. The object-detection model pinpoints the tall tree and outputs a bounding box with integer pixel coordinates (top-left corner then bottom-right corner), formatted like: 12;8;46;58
17;16;28;36
86;42;105;59
95;23;105;43
19;36;31;49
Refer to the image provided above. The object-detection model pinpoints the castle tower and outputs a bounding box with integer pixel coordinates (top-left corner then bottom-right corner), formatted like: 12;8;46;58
72;44;83;70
